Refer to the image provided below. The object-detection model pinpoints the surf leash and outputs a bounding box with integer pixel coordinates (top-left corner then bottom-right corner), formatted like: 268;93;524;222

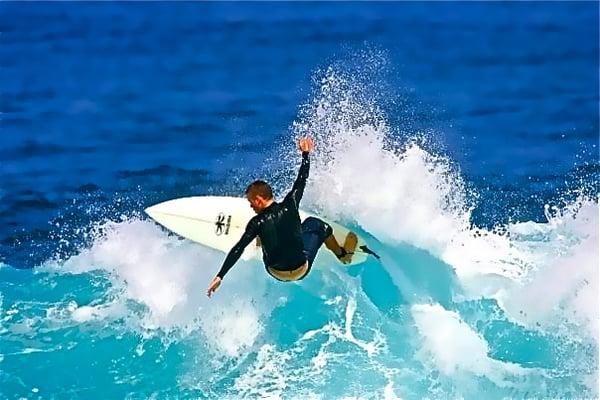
357;245;381;259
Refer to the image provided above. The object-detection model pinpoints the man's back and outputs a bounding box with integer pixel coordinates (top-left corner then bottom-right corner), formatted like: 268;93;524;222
214;150;310;279
252;196;305;271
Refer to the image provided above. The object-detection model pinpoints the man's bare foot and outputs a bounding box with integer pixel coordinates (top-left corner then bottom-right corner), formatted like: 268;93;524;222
339;232;358;264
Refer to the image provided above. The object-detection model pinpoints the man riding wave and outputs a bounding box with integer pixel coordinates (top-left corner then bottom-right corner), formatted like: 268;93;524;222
206;137;356;297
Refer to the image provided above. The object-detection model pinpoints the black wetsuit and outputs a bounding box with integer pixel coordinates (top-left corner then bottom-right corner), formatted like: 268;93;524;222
217;152;314;280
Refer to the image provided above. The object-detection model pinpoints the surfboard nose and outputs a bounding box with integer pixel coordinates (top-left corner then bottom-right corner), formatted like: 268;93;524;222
144;205;157;218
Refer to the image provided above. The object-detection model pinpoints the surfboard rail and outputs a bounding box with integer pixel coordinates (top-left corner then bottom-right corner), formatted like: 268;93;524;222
145;196;375;266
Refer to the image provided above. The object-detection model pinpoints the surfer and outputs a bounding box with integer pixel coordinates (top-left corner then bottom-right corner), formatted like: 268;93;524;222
207;137;356;297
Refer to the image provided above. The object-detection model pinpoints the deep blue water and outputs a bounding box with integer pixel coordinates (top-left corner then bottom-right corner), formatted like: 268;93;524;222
1;3;598;399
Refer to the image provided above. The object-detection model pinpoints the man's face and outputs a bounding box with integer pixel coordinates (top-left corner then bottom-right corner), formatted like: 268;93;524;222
246;194;264;214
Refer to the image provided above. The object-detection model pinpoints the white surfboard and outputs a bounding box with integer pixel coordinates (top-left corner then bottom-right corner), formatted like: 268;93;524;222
144;196;377;266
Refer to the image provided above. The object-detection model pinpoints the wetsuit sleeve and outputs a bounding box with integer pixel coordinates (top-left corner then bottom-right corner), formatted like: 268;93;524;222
216;217;260;279
283;151;310;209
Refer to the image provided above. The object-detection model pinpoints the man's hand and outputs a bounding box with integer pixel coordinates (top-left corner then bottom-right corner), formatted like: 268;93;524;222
298;137;314;153
206;276;222;298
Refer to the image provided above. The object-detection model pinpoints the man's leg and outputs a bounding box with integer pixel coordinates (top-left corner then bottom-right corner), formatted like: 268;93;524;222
301;217;358;270
324;235;343;257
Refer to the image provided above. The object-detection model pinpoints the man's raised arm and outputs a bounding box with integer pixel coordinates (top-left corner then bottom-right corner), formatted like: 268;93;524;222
284;137;314;208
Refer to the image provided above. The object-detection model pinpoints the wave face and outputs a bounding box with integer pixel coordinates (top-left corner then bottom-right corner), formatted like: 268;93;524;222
1;3;598;399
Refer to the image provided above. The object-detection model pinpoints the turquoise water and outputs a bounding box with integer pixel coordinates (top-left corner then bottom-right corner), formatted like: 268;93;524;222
1;208;597;398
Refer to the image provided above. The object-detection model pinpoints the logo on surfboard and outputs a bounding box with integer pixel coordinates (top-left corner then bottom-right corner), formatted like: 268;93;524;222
215;213;232;235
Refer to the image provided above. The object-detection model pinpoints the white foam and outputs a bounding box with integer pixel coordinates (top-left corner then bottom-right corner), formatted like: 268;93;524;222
300;296;386;357
43;218;273;357
70;302;126;323
289;66;536;288
411;303;529;386
233;294;392;399
343;296;386;356
291;65;599;352
294;68;470;256
233;344;292;399
498;199;599;341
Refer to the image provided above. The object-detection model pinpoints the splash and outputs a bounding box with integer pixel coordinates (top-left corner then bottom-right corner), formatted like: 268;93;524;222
286;58;598;371
291;65;472;258
288;62;535;289
42;218;273;357
411;303;531;386
499;198;599;341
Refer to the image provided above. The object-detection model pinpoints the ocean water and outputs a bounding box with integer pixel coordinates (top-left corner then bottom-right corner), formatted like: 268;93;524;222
1;2;599;399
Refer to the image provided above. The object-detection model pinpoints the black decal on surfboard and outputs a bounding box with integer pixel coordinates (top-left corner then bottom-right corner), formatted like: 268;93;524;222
215;213;226;235
215;213;232;235
225;215;231;235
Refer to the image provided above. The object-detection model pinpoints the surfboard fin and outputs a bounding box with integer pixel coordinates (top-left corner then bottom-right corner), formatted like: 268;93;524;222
359;245;381;260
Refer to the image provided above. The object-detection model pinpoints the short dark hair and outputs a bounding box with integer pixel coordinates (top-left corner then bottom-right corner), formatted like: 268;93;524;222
245;180;273;199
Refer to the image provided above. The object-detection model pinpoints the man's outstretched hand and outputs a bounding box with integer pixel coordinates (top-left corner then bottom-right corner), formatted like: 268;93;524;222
206;276;222;298
298;137;314;153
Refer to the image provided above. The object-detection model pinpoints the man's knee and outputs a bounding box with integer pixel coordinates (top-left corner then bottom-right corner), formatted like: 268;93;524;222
324;222;333;237
303;216;332;237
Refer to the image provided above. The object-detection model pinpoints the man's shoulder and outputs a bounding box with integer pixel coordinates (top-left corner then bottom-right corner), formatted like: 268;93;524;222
248;214;262;226
250;202;285;223
248;206;275;226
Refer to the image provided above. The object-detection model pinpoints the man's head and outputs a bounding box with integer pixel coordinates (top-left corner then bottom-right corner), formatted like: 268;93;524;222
245;180;273;213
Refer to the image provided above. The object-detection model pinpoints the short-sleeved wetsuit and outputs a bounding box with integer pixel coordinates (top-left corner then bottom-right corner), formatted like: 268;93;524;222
216;151;329;280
